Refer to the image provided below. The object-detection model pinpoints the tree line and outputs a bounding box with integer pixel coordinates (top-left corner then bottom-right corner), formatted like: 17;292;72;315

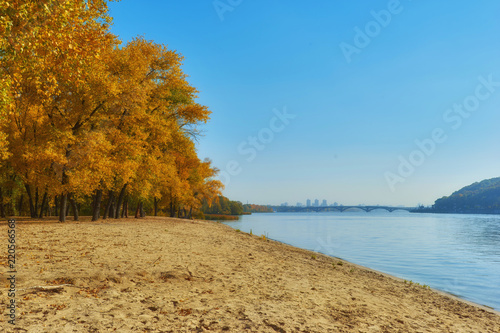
201;196;244;216
0;0;223;222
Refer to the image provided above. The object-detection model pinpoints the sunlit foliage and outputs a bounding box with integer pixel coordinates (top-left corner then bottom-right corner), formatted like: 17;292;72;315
0;0;222;221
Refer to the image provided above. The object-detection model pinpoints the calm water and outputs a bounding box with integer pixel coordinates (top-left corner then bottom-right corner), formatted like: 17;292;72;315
223;211;500;310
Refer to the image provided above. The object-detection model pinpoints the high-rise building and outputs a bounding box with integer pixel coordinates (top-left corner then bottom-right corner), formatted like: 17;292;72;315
314;199;319;207
321;199;327;207
306;199;311;207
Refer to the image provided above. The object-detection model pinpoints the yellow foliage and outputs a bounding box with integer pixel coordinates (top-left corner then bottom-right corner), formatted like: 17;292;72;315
0;0;222;219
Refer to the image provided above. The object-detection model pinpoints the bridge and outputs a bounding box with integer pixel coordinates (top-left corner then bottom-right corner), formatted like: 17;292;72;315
274;205;416;213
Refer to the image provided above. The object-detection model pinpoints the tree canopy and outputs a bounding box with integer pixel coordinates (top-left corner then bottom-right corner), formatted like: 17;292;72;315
0;0;223;221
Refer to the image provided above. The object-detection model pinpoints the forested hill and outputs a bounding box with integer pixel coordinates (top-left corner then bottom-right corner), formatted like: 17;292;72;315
431;177;500;214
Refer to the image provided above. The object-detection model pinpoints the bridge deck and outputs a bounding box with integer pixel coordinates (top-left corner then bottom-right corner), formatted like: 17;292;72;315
276;206;416;213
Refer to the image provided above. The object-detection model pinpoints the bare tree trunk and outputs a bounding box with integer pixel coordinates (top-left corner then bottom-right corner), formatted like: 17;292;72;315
135;202;141;218
34;187;39;218
122;196;128;218
109;198;115;218
170;195;175;217
91;189;103;221
59;169;71;222
69;194;79;221
54;196;59;217
140;202;145;218
114;184;127;219
18;194;24;216
6;188;13;216
45;196;50;217
38;191;48;219
59;193;68;222
25;184;36;218
0;187;5;218
103;190;115;220
154;197;158;216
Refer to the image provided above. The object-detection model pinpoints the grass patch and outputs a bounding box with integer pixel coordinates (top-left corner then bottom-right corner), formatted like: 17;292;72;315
404;280;431;290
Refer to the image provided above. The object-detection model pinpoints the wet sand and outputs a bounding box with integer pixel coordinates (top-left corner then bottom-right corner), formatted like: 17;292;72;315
1;216;499;332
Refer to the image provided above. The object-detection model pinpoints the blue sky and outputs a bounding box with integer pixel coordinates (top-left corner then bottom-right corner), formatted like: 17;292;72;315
108;0;500;206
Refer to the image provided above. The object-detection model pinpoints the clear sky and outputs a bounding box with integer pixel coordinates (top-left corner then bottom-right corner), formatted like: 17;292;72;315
108;0;500;207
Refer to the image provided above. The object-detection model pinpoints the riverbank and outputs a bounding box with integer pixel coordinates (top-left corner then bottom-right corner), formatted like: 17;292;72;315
1;217;499;332
412;208;500;215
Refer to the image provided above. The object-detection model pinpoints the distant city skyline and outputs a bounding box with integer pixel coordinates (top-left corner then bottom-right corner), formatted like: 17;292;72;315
279;199;411;208
281;199;345;207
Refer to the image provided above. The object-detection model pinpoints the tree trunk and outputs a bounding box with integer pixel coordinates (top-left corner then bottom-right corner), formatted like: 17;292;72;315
91;189;103;221
109;198;115;218
18;194;24;216
59;193;68;222
54;196;59;217
140;202;145;218
135;202;141;218
25;184;37;218
154;197;158;216
59;168;70;222
69;194;79;221
38;192;48;219
114;184;127;219
45;196;50;217
34;187;39;218
6;188;13;216
170;196;175;217
0;187;5;218
122;196;128;218
188;206;193;219
103;190;115;220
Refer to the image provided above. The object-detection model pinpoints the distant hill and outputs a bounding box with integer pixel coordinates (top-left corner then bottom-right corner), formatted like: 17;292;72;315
430;177;500;214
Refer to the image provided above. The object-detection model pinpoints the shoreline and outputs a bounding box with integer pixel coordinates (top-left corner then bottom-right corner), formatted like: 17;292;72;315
316;248;500;315
246;228;500;315
411;210;500;215
1;216;500;332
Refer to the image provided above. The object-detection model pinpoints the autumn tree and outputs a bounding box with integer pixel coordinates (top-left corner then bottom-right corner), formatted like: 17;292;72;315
102;38;214;219
1;0;119;221
0;2;223;221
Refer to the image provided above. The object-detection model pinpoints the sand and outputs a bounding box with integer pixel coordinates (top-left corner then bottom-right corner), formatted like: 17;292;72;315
1;216;499;332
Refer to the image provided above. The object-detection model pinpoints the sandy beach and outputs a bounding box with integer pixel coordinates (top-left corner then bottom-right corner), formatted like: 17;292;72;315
1;216;500;332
